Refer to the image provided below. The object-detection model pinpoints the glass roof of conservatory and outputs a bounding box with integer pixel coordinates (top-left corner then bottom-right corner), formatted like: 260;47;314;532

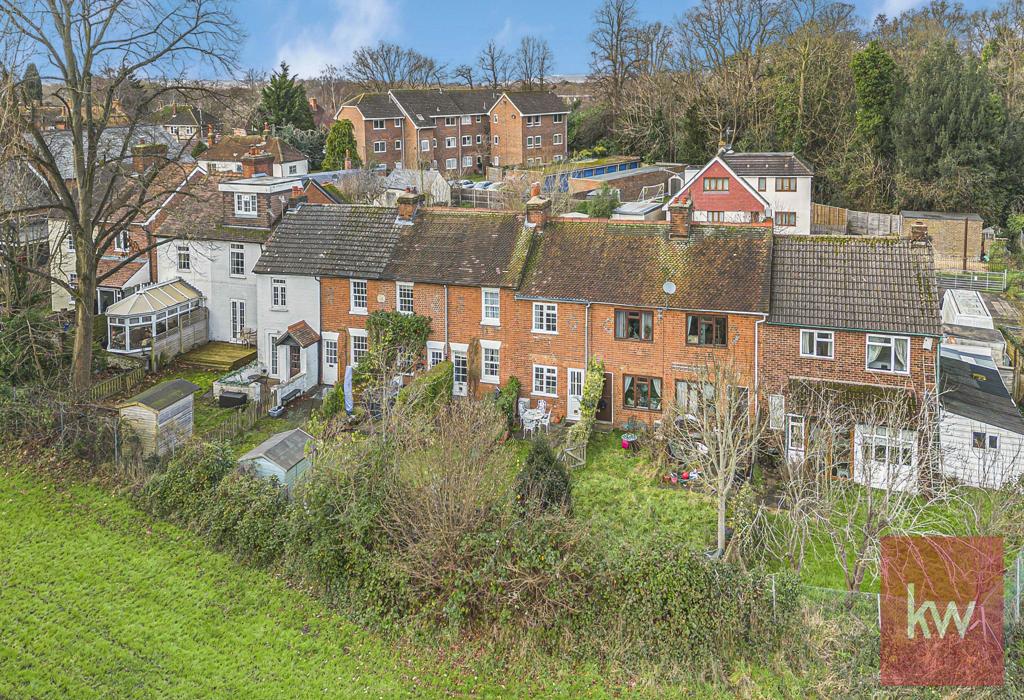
106;278;202;316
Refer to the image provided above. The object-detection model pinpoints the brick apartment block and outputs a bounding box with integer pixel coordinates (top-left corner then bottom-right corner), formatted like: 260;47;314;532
335;89;569;175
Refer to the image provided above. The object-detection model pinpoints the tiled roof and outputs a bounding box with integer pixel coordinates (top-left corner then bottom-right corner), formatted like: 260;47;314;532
501;91;569;115
96;259;146;288
202;135;304;164
280;320;320;348
253;203;401;277
722;152;813;177
151;171;274;242
901;210;983;222
517;218;772;312
162;106;216;128
768;237;941;335
390;89;501;127
40;125;192;180
342;93;403;119
384;210;528;287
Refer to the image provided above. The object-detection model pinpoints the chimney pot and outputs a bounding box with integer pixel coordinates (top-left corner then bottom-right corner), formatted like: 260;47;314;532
909;221;929;243
530;182;541;198
240;148;274;178
130;142;169;174
343;157;352;170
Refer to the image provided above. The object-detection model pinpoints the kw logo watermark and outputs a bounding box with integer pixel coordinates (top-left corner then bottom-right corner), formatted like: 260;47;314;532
881;536;1003;686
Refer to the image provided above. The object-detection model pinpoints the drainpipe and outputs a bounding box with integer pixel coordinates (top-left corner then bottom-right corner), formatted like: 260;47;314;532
584;302;591;363
444;284;449;353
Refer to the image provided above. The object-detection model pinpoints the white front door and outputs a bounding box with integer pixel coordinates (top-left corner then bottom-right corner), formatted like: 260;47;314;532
230;299;245;341
322;332;339;385
567;367;584;421
453;351;468;396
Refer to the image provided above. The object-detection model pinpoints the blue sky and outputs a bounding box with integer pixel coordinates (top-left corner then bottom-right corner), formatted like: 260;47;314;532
241;0;1001;79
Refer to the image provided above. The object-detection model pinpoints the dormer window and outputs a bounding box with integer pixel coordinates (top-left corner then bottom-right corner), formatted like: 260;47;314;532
234;192;257;218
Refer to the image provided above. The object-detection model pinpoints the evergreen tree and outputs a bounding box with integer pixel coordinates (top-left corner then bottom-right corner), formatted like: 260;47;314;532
22;63;42;103
322;119;361;170
254;62;314;131
851;41;899;160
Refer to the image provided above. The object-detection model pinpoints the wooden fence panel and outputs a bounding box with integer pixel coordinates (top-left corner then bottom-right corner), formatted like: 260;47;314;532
202;394;272;443
86;365;146;402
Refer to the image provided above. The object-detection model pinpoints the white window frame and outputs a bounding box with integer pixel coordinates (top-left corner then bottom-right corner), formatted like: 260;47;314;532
324;336;338;367
799;329;834;359
462;156;472;168
395;140;402;151
268;332;279;375
481;287;500;325
532;364;558;397
372;119;385;130
451;343;469;396
865;334;910;375
461;115;472;125
444;117;456;127
535;135;542;147
176;244;191;271
234;192;258;218
426;340;445;368
445;136;456;149
349;327;368;366
350;279;368;314
461;135;472;146
113;229;130;253
445;158;457;170
229;243;245;277
396;281;414;314
553;133;563;145
373;141;386;153
532;302;557;334
786;414;805;452
553;113;564;123
480;340;501;384
972;431;1001;450
493;135;499;145
475;134;482;144
271;277;287;310
420;139;430;152
66;234;75;252
526;136;534;148
394;118;402;128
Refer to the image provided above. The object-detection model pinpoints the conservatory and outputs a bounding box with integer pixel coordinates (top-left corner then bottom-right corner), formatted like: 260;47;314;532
106;279;207;356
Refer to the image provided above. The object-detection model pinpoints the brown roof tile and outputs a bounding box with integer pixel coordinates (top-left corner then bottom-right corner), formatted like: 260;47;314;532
279;320;320;348
97;259;145;288
202;135;304;165
517;218;771;312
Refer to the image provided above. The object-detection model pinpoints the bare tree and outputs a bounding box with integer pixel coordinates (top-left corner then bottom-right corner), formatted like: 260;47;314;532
452;64;475;88
345;41;447;91
514;35;553;89
634;21;674;76
0;0;241;390
588;0;641;118
477;40;511;90
662;360;761;556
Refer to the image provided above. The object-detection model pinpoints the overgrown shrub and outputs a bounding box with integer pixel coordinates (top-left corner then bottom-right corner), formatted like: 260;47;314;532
393;360;452;414
319;384;343;419
0;309;72;385
201;469;289;567
495;375;521;429
140;440;234;524
515;436;571;512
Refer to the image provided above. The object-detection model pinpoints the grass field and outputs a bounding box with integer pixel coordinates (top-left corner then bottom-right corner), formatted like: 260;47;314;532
0;465;723;699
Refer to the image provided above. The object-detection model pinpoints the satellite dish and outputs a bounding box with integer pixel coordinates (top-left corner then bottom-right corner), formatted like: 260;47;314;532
662;281;677;295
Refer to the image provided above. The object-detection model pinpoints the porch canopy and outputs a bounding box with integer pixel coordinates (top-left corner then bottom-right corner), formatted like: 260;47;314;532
106;278;203;354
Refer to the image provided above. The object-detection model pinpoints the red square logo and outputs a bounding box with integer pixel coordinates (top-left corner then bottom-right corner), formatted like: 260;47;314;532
881;536;1004;686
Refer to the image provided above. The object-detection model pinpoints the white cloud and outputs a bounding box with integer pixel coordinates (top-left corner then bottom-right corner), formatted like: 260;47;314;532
874;0;926;19
276;0;397;77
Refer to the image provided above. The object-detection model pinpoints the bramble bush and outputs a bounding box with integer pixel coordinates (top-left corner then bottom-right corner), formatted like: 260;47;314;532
202;469;288;567
515;436;572;512
140;440;235;525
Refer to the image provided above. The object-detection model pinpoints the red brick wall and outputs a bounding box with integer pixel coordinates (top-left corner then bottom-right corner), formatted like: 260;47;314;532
431;116;489;175
758;324;938;397
321;273;762;426
487;96;567;167
680;161;763;215
220;190;285;229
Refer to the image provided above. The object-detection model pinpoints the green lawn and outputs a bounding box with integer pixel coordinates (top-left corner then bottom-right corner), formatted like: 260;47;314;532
573;432;717;551
0;466;713;699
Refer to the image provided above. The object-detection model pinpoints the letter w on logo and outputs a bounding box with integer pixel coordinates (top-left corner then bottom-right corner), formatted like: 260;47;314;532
906;583;976;639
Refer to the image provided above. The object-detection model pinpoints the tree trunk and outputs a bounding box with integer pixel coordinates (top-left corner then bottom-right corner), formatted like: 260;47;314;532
718;488;728;555
71;280;95;391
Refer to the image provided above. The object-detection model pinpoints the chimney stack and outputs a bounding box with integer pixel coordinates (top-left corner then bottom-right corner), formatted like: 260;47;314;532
344;156;352;171
131;142;169;174
396;190;424;222
526;194;551;228
529;181;541;198
206;123;216;144
241;147;274;178
909;220;929;243
309;97;319;112
668;197;693;239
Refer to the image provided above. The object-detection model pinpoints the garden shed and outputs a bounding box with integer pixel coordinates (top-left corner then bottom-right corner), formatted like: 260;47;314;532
118;378;200;457
237;428;313;490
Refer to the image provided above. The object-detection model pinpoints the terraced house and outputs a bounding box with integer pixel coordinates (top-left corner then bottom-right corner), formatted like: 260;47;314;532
335;89;569;174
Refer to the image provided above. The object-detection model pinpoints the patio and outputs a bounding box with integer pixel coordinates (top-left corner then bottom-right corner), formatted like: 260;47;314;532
178;341;257;372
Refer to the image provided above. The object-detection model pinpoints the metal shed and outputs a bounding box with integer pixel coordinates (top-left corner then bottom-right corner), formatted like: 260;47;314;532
118;378;200;456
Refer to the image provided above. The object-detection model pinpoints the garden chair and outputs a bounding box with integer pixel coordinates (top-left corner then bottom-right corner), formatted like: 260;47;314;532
540;409;552;432
537;399;548;414
523;416;539;438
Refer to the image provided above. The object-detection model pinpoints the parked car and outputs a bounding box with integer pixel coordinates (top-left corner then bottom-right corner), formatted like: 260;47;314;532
451;179;473;188
485;182;504;191
473;181;494;190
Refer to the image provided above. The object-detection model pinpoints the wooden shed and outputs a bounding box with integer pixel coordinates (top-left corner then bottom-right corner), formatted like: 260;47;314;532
118;379;200;456
237;428;313;490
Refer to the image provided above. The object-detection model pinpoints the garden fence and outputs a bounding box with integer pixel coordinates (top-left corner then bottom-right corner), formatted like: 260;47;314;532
85;365;146;402
202;394;273;443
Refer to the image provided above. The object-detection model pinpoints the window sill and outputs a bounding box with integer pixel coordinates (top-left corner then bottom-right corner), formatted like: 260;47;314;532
230;274;246;279
481;376;499;385
233;213;258;219
481;319;500;327
799;353;834;361
532;329;557;335
865;367;910;376
615;337;654;343
531;391;557;398
177;268;191;273
271;307;288;312
350;308;368;316
624;406;662;413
